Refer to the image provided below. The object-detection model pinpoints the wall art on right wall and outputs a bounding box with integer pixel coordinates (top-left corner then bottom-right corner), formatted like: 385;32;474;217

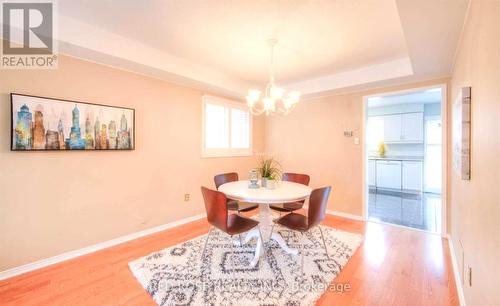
452;86;471;180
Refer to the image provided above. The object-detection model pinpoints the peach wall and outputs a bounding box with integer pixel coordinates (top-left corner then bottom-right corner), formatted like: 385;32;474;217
265;79;449;217
0;55;265;271
449;1;500;305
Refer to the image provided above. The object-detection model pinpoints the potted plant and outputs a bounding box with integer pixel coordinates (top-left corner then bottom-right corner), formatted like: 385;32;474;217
378;141;386;158
257;157;282;189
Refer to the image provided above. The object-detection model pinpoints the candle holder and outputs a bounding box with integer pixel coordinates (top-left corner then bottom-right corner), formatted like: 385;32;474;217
248;169;260;189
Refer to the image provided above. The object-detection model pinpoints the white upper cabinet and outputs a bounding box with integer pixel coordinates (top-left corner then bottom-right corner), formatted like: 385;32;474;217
383;114;402;142
380;112;423;143
401;112;423;142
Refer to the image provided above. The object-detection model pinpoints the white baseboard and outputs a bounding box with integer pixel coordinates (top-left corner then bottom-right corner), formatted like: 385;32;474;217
446;234;466;306
0;213;206;281
326;210;365;221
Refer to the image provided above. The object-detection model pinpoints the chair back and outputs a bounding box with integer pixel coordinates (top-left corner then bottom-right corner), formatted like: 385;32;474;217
307;186;332;229
283;173;310;205
214;172;239;189
201;186;228;232
282;173;310;186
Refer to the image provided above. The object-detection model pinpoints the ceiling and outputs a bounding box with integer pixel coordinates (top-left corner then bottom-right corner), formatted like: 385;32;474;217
368;88;442;108
58;0;408;85
2;0;469;99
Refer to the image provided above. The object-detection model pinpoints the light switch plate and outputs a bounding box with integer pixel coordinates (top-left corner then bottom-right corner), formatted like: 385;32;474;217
354;137;360;145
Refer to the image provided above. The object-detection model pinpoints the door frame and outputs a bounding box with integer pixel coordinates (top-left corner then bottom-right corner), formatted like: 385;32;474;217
361;83;448;236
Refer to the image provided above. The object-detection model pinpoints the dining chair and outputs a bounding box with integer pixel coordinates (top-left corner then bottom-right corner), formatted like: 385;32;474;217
271;186;332;281
270;173;311;216
214;172;259;213
200;187;266;277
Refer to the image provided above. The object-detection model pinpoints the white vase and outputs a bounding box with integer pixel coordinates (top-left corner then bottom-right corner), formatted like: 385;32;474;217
265;178;276;189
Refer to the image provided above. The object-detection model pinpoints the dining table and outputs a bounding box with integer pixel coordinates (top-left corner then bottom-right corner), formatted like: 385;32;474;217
218;180;312;267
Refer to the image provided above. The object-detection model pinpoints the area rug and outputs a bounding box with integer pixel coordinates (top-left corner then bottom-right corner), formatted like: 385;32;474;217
129;224;363;306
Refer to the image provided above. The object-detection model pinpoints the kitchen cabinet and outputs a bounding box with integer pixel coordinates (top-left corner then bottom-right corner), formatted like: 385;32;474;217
383;114;402;142
381;112;423;143
401;113;424;142
402;161;423;191
376;160;402;189
368;159;376;186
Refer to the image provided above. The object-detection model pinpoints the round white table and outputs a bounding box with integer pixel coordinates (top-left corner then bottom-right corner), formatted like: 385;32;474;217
218;180;312;267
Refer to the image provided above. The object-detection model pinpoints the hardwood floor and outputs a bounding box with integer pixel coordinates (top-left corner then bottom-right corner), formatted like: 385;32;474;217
0;214;459;306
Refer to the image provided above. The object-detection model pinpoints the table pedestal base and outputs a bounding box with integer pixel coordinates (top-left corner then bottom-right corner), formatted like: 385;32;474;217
242;204;298;267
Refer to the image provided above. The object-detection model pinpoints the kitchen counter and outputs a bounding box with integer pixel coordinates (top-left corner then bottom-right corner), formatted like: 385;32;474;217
369;156;424;162
368;156;424;191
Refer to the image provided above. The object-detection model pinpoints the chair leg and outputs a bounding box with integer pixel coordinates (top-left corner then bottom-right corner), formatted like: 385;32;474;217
230;235;237;281
233;209;242;246
300;232;305;284
318;226;330;259
239;234;243;246
269;223;275;241
201;226;213;260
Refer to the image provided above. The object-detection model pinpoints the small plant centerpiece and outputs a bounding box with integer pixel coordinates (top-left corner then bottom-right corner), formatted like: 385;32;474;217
257;156;282;189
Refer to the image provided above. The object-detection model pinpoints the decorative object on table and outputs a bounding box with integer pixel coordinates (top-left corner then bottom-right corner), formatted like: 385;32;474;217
248;169;260;189
245;39;300;116
11;93;134;151
378;141;386;158
453;86;471;180
129;221;362;306
257;156;282;189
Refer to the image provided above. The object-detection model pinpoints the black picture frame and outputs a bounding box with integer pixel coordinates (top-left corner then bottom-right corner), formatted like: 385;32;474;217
10;93;135;151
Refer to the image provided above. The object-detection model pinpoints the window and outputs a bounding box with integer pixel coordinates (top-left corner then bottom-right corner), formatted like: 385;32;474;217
202;95;252;157
366;116;384;153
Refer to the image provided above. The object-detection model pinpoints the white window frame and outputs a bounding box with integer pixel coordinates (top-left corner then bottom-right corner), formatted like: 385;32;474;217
202;95;253;158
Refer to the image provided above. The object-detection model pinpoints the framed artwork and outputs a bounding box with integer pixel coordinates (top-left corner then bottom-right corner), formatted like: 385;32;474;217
452;86;471;180
11;93;135;151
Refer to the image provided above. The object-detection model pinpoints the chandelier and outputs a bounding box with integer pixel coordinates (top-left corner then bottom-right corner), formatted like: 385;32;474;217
246;39;300;116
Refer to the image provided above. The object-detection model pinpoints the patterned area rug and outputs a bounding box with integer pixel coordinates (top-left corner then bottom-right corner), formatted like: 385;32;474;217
129;224;363;306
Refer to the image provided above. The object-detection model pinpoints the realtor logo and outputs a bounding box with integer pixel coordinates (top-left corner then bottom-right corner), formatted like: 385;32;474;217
1;1;58;69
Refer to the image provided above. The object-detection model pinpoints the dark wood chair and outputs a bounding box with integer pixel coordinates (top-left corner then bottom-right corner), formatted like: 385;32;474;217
214;172;258;213
272;186;332;280
200;187;265;276
270;173;310;215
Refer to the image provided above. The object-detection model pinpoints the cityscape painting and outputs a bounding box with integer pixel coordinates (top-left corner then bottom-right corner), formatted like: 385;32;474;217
11;94;135;151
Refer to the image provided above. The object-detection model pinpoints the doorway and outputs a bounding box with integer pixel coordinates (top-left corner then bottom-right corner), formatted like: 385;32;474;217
363;85;446;234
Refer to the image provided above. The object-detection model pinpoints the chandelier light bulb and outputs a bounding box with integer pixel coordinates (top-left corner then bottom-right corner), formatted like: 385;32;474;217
288;91;301;103
270;86;285;100
248;89;261;101
246;89;261;107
